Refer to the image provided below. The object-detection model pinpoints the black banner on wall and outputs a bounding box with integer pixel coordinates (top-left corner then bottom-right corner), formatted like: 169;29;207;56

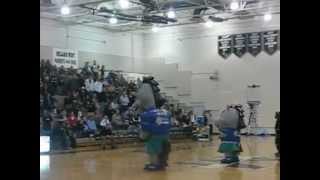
247;32;262;57
278;30;280;51
263;30;279;55
218;35;233;59
233;34;247;57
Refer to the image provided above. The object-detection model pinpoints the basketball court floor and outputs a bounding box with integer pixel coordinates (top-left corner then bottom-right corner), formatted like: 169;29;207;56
40;136;279;180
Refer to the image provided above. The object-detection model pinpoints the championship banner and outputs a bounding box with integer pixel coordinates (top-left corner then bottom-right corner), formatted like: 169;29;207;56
53;48;78;68
278;30;280;51
263;30;279;55
218;35;233;59
247;32;262;57
233;33;247;58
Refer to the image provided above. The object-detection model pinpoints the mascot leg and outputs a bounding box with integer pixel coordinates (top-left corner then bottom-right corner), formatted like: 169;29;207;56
144;136;166;171
159;140;170;167
221;152;239;164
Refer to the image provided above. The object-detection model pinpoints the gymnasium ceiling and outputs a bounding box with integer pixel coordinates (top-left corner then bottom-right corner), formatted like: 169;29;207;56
40;0;280;32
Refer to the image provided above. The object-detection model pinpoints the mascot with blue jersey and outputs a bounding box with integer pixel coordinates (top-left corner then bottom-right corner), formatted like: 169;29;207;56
215;104;246;164
134;76;171;171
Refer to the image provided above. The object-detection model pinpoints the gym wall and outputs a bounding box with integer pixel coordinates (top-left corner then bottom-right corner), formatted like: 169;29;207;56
142;14;280;128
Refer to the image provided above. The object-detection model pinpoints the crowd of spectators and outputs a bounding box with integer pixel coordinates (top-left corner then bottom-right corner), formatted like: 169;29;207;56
40;59;140;150
40;59;212;150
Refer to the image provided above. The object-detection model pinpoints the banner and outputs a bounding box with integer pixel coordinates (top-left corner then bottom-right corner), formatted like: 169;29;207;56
263;30;279;55
218;35;233;59
233;33;247;57
278;30;280;51
53;48;78;68
247;32;262;57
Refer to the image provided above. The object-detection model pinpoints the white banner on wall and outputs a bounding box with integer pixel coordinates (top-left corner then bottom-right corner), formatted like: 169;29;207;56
53;48;78;68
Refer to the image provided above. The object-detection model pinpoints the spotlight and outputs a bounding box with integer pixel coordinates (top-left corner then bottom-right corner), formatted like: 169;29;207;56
264;13;272;21
205;20;214;28
167;10;176;19
60;5;70;15
119;0;129;9
152;26;159;32
230;1;239;10
109;17;118;24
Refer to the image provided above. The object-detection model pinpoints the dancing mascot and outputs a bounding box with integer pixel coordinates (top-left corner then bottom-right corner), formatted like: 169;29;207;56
134;76;171;171
215;105;246;164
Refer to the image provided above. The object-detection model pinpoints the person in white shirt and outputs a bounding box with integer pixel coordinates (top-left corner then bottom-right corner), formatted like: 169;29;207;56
85;77;95;92
110;101;119;110
119;92;130;114
94;80;103;93
188;110;196;125
100;115;114;149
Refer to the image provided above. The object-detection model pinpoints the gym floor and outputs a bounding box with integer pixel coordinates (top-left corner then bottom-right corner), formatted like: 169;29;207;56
40;136;279;180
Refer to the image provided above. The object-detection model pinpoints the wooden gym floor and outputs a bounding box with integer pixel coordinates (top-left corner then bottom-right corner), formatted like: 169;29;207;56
40;136;280;180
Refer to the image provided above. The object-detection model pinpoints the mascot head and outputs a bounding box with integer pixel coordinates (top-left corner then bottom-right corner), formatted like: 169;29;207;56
134;76;166;112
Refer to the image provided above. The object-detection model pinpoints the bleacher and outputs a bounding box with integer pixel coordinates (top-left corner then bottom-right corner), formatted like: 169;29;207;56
43;127;194;154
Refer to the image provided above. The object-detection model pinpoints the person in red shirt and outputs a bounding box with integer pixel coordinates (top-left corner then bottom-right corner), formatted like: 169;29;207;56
67;112;78;131
66;111;78;148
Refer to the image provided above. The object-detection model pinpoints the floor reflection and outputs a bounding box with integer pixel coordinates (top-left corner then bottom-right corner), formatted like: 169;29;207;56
219;167;243;180
40;155;50;172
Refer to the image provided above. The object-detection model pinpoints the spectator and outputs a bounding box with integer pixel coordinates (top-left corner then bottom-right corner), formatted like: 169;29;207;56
94;79;103;94
42;110;53;135
66;112;78;131
100;65;105;79
128;91;136;107
85;77;95;93
84;115;98;137
51;121;70;150
86;99;96;114
112;110;123;129
100;115;112;135
119;92;130;113
104;102;116;122
43;92;55;112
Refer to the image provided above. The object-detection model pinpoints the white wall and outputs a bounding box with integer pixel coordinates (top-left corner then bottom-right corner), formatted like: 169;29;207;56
142;15;280;127
40;18;145;70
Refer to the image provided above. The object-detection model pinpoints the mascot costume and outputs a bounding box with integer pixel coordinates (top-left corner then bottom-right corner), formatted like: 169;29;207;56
133;76;171;171
215;105;246;164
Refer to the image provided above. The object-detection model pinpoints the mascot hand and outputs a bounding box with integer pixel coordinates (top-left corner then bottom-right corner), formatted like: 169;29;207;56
139;131;151;141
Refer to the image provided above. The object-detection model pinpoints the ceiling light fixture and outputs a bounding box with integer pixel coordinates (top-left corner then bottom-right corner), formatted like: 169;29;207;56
264;13;272;21
109;17;118;24
119;0;129;9
230;1;240;10
167;10;176;19
205;20;214;28
152;26;159;32
60;5;70;15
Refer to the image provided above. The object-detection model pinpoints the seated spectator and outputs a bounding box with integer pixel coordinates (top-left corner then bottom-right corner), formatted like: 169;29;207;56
51;120;70;150
119;92;130;113
83;115;98;137
66;112;78;131
86;99;96;114
85;77;95;93
110;100;119;111
43;92;56;112
100;65;105;79
100;115;112;136
112;110;124;129
42;110;53;135
94;79;103;94
104;102;116;122
128;91;136;107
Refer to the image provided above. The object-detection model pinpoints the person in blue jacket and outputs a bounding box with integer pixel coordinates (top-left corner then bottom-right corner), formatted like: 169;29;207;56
134;76;171;171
